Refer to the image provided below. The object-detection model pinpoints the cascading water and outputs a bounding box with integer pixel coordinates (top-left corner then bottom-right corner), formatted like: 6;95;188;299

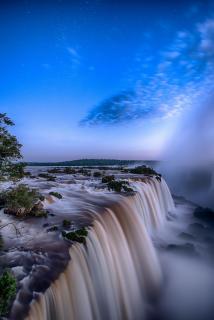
25;177;174;320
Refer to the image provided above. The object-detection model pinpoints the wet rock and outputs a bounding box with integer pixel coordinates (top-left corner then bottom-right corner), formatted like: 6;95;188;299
43;223;49;228
38;173;56;181
16;289;33;305
47;226;58;232
93;171;102;177
29;276;51;293
11;266;26;282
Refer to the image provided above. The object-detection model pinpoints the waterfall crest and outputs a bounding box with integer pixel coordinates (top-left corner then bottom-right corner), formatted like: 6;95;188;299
26;178;174;320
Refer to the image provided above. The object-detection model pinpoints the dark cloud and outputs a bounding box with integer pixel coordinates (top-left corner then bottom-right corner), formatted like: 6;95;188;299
79;91;159;126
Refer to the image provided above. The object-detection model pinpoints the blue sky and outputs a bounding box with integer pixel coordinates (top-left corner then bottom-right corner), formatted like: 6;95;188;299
1;0;214;161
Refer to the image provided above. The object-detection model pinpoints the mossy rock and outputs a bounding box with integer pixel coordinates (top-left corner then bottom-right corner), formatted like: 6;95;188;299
49;192;63;199
62;227;88;244
75;227;88;237
93;171;102;177
63;167;77;174
107;180;134;193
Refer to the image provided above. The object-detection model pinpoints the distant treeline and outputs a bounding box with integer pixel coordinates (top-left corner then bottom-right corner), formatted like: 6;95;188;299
26;159;159;167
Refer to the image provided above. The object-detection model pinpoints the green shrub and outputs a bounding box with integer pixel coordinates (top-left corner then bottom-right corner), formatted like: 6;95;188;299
62;219;71;228
2;185;47;217
3;185;40;213
0;270;16;316
129;165;156;175
7;163;25;180
102;175;115;183
129;166;161;181
62;227;88;244
49;192;63;199
75;227;88;237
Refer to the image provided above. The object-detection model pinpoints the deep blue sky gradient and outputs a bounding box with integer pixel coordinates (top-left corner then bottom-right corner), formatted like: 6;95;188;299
1;0;214;160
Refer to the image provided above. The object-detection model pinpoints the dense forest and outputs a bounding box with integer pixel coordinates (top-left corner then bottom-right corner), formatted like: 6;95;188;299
27;159;159;167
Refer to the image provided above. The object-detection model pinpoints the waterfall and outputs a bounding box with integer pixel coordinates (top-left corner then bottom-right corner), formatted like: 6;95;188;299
25;178;174;320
